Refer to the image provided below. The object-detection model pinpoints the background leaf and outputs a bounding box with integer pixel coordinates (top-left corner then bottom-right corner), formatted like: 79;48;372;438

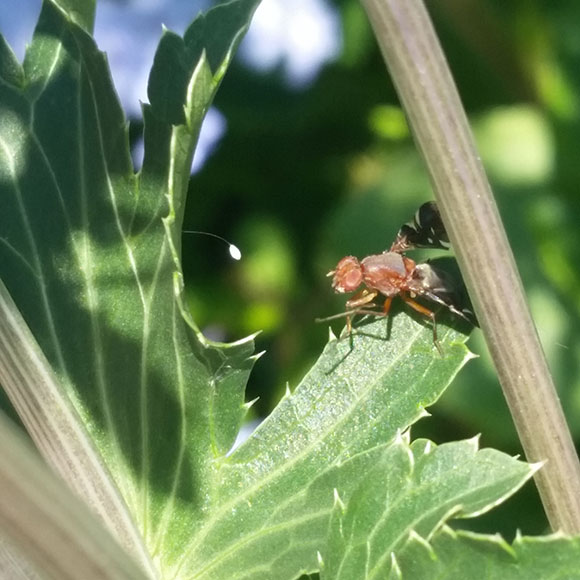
321;437;535;580
394;526;580;579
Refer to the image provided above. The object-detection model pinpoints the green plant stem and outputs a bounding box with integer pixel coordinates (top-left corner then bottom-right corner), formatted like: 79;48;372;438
0;409;148;579
360;0;580;533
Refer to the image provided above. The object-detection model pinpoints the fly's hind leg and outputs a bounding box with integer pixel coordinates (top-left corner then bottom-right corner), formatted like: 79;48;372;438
400;293;443;355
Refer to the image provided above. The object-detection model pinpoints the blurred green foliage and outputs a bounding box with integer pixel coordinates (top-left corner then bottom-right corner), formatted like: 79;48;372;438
180;0;580;540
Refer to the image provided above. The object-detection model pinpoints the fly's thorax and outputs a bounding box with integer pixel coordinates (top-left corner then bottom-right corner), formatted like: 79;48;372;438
361;252;415;277
360;252;417;296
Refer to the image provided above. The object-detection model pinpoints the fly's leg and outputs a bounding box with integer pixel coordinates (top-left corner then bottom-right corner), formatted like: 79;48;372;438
344;289;379;333
316;291;395;334
400;293;443;355
345;289;378;310
382;296;393;316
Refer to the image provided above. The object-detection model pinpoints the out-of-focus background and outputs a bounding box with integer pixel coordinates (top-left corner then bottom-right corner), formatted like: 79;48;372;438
5;0;580;540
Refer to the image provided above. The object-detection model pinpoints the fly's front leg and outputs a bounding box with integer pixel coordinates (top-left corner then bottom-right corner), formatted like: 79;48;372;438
345;289;378;333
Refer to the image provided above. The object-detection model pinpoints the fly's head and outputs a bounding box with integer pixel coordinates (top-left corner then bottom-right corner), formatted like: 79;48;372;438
328;256;363;294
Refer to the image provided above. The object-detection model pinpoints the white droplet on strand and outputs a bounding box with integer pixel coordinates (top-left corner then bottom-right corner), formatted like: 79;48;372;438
183;230;242;260
228;244;242;260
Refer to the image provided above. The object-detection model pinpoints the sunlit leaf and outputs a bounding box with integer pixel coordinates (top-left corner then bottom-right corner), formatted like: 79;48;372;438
320;437;535;580
176;315;473;579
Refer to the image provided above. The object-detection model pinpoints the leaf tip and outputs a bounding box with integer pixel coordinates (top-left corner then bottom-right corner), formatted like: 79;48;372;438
417;407;430;420
250;349;266;363
231;331;262;346
467;433;481;450
465;348;479;362
243;397;259;412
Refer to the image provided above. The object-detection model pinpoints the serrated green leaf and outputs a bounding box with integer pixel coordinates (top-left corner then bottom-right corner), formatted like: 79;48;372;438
320;437;535;580
166;315;472;579
0;0;259;576
395;526;580;579
148;0;260;126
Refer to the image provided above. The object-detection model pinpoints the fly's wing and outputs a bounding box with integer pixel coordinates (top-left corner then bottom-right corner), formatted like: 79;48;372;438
390;202;450;253
410;260;478;326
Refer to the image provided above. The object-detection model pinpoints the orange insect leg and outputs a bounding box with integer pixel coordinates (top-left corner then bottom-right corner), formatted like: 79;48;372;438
344;289;378;333
382;296;393;316
400;293;442;355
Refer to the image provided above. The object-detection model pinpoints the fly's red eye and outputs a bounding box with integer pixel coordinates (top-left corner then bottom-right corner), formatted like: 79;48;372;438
342;268;363;291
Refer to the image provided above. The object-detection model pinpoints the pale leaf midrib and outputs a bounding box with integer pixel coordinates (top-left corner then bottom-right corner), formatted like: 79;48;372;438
138;238;173;536
0;281;155;575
